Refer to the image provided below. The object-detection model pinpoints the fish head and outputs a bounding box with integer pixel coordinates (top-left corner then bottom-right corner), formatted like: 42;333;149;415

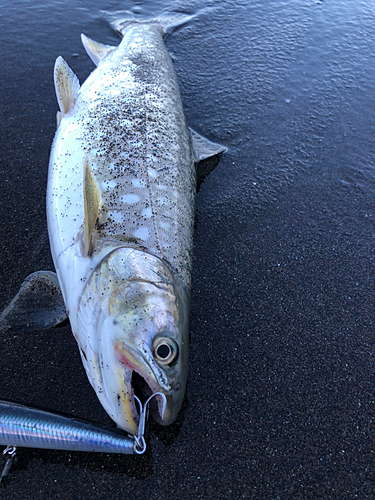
78;248;189;434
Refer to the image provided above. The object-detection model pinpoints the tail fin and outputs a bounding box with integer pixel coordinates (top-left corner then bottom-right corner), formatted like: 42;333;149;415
102;7;204;37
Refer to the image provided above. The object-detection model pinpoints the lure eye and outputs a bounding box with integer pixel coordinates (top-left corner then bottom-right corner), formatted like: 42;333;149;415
153;337;179;366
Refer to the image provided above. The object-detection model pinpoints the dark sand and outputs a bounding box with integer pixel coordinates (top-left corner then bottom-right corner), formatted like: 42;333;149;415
1;0;375;498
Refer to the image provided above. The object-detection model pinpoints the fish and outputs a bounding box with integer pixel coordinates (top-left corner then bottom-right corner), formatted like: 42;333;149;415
0;10;225;437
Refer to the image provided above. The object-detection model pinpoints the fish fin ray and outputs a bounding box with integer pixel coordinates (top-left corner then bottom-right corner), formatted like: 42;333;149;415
190;128;226;162
189;128;227;190
84;157;100;256
81;34;116;66
0;271;67;333
54;56;80;115
103;9;198;37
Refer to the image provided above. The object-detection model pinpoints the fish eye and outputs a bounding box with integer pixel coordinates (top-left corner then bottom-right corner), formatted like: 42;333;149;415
153;337;179;366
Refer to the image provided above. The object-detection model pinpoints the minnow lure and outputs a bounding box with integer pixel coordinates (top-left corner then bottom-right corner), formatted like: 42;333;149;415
0;393;165;482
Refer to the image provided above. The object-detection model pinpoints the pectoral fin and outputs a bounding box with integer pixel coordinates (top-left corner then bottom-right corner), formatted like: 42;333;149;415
189;128;227;191
0;271;67;333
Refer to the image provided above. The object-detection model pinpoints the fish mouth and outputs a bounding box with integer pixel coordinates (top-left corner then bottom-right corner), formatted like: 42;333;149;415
114;342;171;431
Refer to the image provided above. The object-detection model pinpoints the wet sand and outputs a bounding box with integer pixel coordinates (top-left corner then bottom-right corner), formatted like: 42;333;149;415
1;0;375;498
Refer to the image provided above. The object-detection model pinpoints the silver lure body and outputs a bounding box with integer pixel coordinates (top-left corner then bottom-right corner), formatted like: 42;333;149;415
0;400;134;453
47;23;196;433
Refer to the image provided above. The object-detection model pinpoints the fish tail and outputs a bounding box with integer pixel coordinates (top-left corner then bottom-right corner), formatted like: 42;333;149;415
103;8;205;37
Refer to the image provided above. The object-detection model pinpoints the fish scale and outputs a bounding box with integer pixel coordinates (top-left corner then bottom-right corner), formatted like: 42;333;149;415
54;25;195;289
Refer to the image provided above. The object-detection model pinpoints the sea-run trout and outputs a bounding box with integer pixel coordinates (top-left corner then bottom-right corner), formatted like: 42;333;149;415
0;10;225;437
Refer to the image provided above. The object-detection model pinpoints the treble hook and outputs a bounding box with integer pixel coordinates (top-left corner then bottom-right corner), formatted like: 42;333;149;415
133;392;167;454
0;446;17;484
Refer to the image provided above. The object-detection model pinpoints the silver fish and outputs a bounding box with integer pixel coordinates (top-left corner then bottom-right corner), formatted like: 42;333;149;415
0;11;225;436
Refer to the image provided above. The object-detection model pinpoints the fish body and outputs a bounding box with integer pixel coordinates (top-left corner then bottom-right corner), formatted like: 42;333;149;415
49;25;195;291
0;400;134;453
0;12;225;438
48;21;197;434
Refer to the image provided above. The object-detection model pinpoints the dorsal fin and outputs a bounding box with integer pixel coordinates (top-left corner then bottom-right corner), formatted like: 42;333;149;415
54;56;80;115
189;128;227;162
81;34;116;66
189;128;227;191
83;158;100;256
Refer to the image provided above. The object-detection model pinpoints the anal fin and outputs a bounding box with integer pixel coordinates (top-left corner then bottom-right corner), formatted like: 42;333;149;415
54;56;80;116
190;128;227;162
81;34;116;66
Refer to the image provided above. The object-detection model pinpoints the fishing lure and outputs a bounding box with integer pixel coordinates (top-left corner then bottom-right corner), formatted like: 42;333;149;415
0;393;165;482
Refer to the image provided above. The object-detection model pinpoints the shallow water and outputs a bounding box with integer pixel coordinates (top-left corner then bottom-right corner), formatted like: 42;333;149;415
1;0;375;498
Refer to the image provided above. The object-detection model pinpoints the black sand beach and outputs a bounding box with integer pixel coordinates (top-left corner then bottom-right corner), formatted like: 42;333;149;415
1;0;375;498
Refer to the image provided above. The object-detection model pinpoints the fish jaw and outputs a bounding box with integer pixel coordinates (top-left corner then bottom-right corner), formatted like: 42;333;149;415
113;341;171;430
77;247;189;434
113;334;188;428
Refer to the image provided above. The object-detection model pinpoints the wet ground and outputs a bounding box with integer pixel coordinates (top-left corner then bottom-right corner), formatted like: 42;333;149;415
1;0;375;498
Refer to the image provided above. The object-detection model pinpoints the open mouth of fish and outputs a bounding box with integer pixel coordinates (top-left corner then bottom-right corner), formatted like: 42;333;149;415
132;372;160;415
114;342;170;429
